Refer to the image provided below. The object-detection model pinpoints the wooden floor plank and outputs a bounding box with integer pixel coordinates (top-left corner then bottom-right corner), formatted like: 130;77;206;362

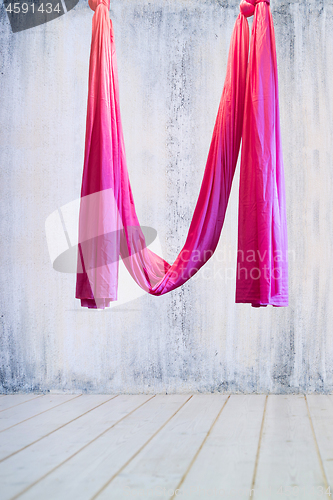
0;394;80;432
0;395;43;412
16;395;190;500
0;395;153;500
165;395;266;500
0;395;116;462
252;395;326;500
95;395;229;500
306;395;333;492
1;394;331;500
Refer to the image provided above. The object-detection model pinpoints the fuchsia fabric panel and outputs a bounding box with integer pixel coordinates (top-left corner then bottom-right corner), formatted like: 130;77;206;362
236;0;289;307
76;0;288;309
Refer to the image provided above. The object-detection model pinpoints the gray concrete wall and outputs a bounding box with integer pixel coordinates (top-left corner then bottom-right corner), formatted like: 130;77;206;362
1;0;333;394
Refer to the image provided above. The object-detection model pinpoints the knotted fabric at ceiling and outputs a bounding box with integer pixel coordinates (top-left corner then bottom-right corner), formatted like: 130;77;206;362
75;0;288;309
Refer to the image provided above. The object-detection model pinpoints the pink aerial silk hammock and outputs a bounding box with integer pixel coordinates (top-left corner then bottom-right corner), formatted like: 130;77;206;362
76;0;288;309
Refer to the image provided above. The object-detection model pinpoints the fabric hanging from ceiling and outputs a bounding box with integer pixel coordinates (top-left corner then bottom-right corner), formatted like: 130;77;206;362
75;0;288;309
236;0;288;307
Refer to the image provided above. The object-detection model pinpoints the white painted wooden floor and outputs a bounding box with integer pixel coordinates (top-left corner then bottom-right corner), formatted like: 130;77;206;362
0;395;332;500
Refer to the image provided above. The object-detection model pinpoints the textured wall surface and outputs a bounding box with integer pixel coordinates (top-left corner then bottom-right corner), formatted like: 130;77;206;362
0;0;333;394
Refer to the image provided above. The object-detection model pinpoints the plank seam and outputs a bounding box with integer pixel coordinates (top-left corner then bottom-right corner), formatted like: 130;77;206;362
305;395;330;491
0;394;82;433
10;395;156;500
0;395;118;464
91;395;193;500
169;395;230;500
0;395;43;413
249;394;268;498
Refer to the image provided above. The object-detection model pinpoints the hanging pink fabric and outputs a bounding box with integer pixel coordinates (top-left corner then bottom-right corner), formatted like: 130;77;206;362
76;0;288;309
236;0;288;306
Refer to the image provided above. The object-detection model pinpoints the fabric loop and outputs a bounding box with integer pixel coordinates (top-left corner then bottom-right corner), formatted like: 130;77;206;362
239;0;270;18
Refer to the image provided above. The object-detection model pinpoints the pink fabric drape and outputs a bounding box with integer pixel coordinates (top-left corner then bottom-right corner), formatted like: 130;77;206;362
76;0;288;309
236;0;288;306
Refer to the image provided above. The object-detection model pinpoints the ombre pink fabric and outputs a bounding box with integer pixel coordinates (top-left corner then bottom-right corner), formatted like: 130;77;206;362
76;0;288;309
236;0;289;307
